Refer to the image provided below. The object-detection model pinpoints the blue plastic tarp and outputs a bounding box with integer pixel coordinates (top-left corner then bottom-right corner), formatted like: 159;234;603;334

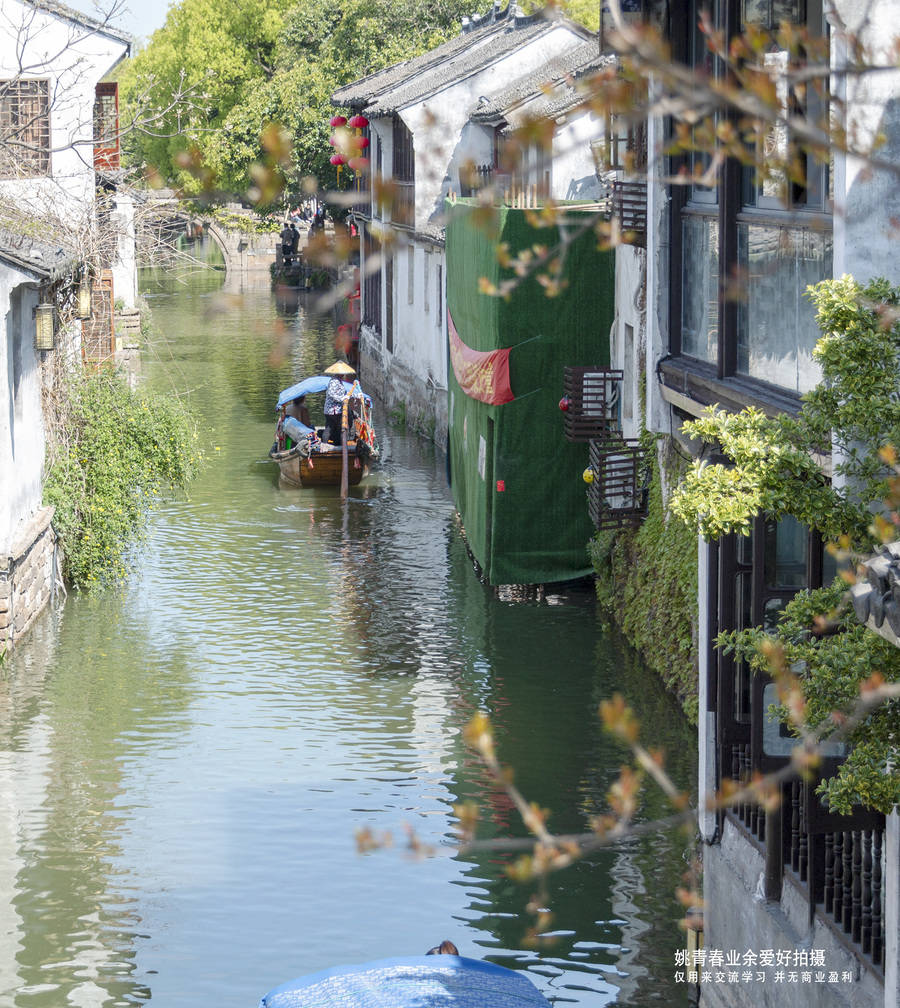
257;956;554;1008
277;378;369;409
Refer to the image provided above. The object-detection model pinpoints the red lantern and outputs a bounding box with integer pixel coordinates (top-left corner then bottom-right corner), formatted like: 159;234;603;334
330;115;347;128
328;136;336;146
348;114;369;129
350;135;370;151
559;396;571;412
348;156;369;172
330;154;345;166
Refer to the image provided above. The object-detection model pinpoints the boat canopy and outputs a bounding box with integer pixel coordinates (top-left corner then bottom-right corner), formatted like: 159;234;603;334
277;376;371;409
258;955;554;1008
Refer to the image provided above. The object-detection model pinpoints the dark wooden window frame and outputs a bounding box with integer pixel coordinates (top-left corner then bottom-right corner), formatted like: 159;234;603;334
666;0;831;409
391;115;415;229
0;78;50;178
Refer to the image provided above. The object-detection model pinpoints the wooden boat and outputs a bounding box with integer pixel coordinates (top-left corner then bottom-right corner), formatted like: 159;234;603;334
269;437;372;487
268;374;378;488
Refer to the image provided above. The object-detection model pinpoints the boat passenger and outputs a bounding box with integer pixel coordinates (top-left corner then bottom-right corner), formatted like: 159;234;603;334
426;940;459;955
286;394;312;429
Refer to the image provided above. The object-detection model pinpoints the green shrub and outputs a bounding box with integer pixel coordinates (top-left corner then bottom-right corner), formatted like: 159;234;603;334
43;366;202;588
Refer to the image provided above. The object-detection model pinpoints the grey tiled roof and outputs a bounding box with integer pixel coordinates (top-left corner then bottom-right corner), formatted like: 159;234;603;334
469;39;606;121
332;2;519;109
23;0;133;45
0;229;78;280
415;220;446;246
331;3;592;115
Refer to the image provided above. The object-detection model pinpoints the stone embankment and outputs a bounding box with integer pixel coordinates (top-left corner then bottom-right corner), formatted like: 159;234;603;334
0;507;60;648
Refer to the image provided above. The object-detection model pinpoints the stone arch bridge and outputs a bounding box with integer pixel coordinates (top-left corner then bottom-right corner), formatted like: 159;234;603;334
146;192;279;276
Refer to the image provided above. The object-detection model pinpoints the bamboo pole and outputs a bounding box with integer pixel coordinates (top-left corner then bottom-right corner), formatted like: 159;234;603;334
340;397;349;499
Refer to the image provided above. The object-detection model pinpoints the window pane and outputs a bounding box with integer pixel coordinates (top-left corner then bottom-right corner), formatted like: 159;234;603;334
681;216;719;364
736;528;754;566
737;223;831;392
764;516;808;590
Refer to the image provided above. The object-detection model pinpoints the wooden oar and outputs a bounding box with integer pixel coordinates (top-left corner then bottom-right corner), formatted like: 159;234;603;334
340;397;349;498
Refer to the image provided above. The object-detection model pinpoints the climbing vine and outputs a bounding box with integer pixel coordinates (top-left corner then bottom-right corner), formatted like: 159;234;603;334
589;437;699;722
670;275;900;813
42;365;202;588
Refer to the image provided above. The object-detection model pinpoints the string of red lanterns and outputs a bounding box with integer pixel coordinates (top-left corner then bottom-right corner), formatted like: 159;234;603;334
328;113;370;175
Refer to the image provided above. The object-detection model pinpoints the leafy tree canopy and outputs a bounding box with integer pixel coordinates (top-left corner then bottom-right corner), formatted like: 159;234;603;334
120;0;474;204
671;276;900;814
119;0;297;192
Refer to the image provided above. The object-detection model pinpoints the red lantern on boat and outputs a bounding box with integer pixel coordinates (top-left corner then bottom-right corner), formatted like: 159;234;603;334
348;114;369;129
559;396;571;412
330;115;347;128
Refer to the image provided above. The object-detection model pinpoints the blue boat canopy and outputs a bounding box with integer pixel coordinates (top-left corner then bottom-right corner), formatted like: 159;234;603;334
277;377;369;409
258;955;554;1008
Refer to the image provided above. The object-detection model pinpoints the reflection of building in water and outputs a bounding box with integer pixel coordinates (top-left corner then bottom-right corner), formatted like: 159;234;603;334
0;615;148;1006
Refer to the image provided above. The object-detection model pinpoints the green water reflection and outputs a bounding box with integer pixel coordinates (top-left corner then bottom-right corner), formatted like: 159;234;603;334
0;259;696;1008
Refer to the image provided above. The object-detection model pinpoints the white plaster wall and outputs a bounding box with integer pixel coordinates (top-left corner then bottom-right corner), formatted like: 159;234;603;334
611;245;645;442
830;0;900;283
0;0;129;216
378;237;448;444
552;110;606;202
643;97;670;436
111;190;136;308
400;24;589;229
0;266;45;551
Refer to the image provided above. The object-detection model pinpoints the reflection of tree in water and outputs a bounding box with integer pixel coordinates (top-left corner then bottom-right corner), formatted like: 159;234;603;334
433;531;695;1004
0;597;197;1007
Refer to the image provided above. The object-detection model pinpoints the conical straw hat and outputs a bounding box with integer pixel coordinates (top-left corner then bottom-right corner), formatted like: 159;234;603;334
324;361;356;375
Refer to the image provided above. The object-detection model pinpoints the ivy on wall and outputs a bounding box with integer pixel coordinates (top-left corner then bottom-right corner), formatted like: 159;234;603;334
588;437;700;723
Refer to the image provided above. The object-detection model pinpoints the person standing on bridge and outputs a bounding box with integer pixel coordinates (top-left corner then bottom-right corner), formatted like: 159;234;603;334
280;222;295;266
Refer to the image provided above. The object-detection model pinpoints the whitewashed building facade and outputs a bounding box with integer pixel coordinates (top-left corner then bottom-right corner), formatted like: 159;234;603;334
0;0;131;645
332;3;593;448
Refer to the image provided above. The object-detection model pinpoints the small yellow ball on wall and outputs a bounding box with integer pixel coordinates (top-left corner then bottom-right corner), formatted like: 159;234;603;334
582;468;595;484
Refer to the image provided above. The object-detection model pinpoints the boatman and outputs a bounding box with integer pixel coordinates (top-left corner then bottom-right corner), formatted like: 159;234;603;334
322;361;356;444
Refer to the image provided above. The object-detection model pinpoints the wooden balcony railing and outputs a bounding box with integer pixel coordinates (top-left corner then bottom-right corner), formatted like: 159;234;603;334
610;180;647;247
587;436;648;531
563;366;622;442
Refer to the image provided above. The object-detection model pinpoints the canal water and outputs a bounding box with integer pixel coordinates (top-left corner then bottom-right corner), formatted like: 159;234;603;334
1;257;696;1008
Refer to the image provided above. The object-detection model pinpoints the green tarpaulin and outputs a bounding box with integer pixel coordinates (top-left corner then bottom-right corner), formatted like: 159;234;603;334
445;200;614;585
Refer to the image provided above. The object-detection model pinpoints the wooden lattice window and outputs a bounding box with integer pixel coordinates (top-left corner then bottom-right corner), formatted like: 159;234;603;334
362;223;381;329
563;366;622;442
392;115;414;227
587;436;648;531
93;82;119;170
0;79;50;178
82;272;114;361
